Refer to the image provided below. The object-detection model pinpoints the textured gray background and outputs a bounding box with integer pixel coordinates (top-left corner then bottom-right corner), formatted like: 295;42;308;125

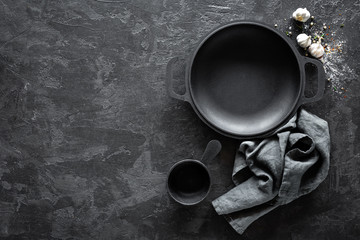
0;0;359;239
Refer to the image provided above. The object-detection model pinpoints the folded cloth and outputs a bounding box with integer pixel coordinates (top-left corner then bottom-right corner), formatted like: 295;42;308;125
212;109;330;234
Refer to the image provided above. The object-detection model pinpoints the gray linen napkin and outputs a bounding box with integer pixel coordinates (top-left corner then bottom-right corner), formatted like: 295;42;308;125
212;109;330;234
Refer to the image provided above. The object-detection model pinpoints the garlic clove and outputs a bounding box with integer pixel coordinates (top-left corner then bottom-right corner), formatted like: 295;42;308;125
308;39;325;59
296;33;312;48
292;8;311;22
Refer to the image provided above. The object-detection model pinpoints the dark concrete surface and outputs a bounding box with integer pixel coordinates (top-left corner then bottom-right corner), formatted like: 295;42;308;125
0;0;359;239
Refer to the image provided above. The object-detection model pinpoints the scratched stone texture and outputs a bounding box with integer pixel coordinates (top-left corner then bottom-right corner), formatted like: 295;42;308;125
0;0;359;239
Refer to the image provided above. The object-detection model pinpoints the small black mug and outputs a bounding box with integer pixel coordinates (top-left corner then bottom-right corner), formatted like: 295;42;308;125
167;140;222;205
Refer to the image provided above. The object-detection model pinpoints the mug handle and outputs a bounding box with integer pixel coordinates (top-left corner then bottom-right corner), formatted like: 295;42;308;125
166;57;191;102
201;140;222;164
301;57;326;104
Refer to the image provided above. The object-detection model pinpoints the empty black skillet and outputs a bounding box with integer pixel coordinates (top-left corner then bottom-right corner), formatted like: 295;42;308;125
166;21;325;139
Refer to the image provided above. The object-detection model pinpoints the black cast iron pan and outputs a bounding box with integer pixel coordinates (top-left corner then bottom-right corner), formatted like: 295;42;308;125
167;21;325;139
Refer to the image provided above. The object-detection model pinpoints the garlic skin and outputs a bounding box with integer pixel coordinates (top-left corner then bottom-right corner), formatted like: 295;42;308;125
292;8;311;22
308;39;325;59
296;33;312;48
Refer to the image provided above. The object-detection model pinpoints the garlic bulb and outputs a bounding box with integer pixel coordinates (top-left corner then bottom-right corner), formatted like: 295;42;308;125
308;38;324;59
292;8;311;22
296;33;312;48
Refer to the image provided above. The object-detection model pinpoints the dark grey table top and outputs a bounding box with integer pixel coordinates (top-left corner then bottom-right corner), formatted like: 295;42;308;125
0;0;359;239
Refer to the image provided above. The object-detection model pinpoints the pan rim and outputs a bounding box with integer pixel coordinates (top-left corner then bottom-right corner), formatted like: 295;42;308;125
187;20;304;138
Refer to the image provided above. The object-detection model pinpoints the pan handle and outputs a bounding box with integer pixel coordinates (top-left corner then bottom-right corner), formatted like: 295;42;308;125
166;57;190;102
301;57;326;104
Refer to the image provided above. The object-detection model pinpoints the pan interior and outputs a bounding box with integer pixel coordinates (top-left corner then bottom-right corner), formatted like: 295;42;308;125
190;24;301;136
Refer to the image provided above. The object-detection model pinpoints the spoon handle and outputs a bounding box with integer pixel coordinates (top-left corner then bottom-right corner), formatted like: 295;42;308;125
201;140;222;164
